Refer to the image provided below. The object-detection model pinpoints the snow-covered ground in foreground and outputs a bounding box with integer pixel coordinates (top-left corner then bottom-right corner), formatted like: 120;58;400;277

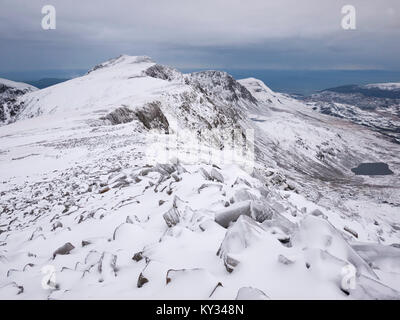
1;56;400;300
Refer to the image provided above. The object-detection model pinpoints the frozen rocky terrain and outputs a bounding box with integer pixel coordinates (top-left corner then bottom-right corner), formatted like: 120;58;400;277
1;55;400;300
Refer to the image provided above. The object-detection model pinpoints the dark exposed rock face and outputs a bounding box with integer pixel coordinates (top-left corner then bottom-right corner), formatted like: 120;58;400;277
100;102;169;133
187;70;258;105
144;64;182;82
0;82;36;125
134;102;170;133
100;106;136;125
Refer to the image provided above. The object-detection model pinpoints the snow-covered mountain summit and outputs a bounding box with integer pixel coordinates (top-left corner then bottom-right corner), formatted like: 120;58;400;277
87;55;155;74
238;77;278;104
7;55;261;138
1;56;400;300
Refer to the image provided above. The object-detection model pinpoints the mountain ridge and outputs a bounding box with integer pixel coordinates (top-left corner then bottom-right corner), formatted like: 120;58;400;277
1;55;399;299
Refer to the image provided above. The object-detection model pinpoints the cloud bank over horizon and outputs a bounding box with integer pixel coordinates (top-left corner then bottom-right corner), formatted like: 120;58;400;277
0;0;399;72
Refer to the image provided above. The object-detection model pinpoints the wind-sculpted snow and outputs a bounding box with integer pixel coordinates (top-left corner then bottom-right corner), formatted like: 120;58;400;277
2;154;399;299
0;55;400;299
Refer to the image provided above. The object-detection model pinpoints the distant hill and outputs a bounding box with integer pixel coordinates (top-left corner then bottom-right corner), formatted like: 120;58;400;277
322;83;400;99
301;81;400;144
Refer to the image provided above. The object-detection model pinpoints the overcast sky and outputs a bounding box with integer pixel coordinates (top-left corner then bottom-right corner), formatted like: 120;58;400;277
0;0;399;72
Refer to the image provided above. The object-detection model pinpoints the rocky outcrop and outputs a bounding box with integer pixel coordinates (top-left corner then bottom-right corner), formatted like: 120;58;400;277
100;102;169;133
187;71;257;105
134;101;170;133
0;79;37;125
143;64;182;82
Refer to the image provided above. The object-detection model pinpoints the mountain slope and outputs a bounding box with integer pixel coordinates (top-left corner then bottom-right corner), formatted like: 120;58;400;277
26;78;69;89
0;56;399;300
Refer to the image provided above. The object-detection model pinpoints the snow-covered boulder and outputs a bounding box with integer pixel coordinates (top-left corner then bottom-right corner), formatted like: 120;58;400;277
217;215;266;272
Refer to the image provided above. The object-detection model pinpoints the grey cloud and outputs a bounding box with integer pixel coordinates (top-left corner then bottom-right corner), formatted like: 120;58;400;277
0;0;399;71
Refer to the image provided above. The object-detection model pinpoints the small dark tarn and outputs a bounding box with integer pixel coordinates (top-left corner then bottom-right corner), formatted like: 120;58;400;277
351;162;394;176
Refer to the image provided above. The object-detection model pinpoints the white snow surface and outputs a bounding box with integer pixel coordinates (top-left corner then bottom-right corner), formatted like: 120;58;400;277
0;78;36;91
1;55;400;300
